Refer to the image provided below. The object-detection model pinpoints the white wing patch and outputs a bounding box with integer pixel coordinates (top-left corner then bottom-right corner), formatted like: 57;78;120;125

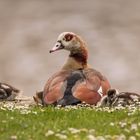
98;86;103;97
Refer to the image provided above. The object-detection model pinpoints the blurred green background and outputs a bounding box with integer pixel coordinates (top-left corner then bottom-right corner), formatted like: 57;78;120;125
0;0;140;95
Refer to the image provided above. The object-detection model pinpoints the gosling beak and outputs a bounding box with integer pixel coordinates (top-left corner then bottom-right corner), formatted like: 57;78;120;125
49;41;64;53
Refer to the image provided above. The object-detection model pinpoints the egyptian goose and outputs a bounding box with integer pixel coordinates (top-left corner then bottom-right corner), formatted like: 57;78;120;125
38;32;111;106
98;89;140;107
0;83;20;101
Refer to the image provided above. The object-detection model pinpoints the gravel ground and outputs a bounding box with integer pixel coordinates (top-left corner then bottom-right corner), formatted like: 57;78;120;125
0;95;35;108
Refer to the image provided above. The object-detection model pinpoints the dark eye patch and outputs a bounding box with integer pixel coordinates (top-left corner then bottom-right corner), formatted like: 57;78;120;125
64;33;73;42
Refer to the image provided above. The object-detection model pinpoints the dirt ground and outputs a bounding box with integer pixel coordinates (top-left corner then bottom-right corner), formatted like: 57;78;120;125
0;0;140;96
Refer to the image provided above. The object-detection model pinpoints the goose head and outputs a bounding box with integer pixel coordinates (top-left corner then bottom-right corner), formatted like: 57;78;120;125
50;32;86;53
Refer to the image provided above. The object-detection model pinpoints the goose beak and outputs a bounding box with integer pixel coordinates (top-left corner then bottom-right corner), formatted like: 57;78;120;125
49;41;64;53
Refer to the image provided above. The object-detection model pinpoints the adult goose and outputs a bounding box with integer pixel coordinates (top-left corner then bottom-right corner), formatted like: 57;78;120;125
35;32;111;106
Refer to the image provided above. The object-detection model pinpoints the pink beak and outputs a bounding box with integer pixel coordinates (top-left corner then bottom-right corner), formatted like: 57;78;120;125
49;42;64;53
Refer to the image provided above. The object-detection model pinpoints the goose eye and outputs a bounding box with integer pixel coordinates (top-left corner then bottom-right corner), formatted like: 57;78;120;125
56;44;59;47
64;34;73;42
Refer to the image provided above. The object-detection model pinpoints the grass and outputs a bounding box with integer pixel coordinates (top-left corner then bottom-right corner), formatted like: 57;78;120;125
0;104;140;140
